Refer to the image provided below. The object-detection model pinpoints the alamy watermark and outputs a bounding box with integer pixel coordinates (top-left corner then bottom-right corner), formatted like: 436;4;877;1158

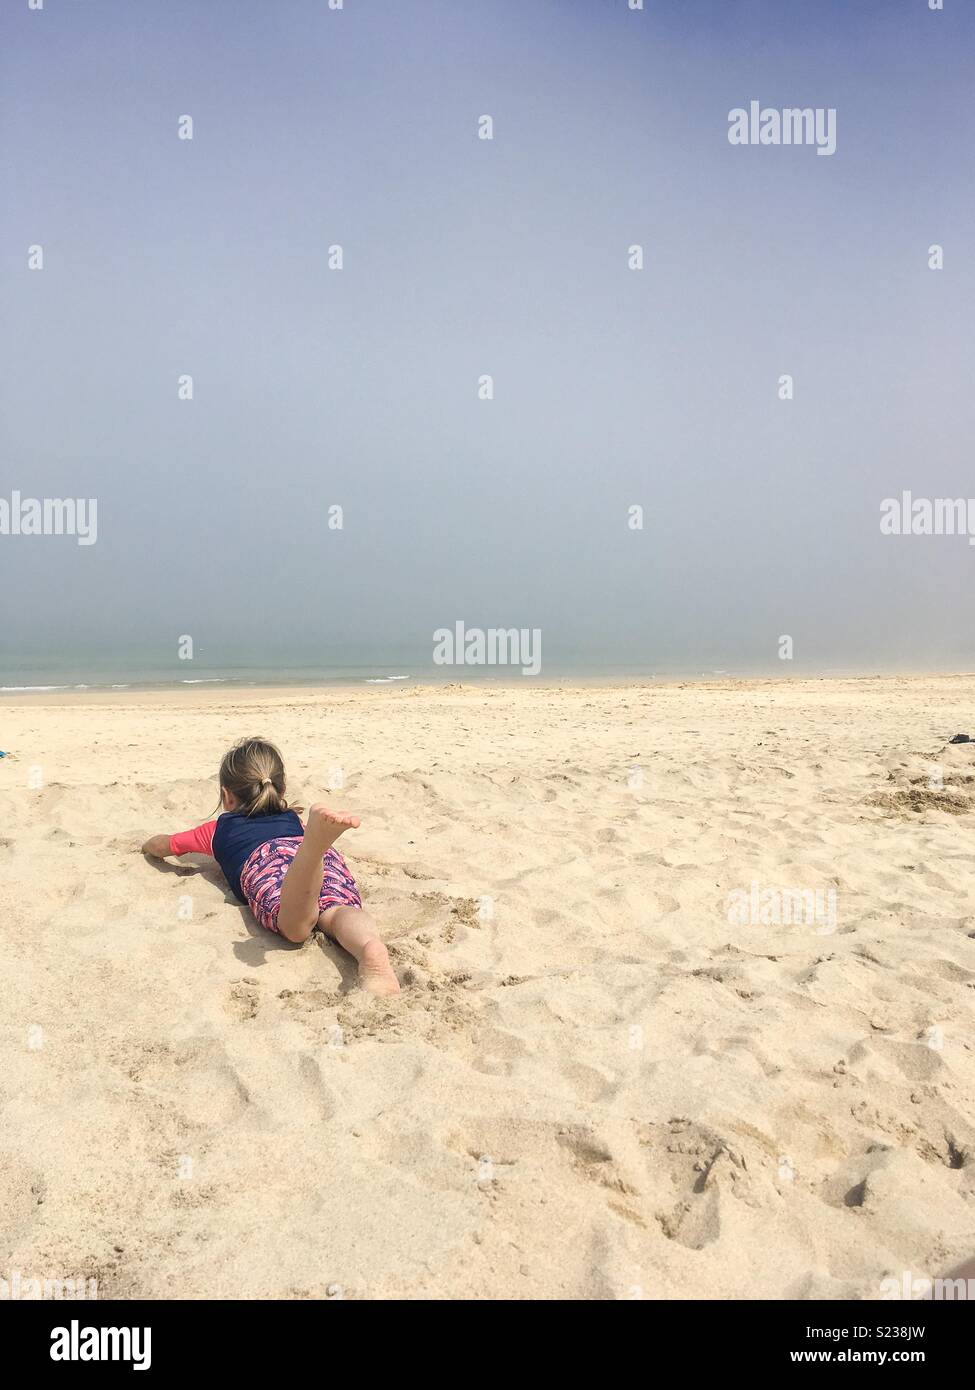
727;881;838;935
50;1320;150;1371
0;491;97;545
880;492;975;545
433;622;541;676
881;1270;975;1301
1;1269;98;1300
728;101;836;156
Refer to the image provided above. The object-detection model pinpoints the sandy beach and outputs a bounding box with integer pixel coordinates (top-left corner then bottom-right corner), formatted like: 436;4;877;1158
1;675;973;1300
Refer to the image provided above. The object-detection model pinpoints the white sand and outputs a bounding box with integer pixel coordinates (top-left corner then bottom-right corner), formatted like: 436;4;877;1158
1;676;973;1299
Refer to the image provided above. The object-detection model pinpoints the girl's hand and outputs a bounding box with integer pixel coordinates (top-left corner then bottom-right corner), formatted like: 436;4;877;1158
141;834;173;858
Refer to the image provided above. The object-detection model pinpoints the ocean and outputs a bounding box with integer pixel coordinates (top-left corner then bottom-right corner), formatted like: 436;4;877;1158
0;640;670;693
0;639;934;695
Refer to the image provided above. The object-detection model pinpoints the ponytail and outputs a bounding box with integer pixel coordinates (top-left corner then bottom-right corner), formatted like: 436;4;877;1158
248;774;287;817
217;738;303;818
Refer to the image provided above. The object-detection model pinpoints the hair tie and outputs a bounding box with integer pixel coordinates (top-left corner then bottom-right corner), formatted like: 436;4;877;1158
261;778;273;787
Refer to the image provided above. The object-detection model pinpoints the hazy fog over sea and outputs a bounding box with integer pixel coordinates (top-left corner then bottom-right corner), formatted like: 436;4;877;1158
2;0;973;682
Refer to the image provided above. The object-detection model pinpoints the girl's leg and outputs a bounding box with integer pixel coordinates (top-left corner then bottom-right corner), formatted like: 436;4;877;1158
276;805;360;943
319;905;400;996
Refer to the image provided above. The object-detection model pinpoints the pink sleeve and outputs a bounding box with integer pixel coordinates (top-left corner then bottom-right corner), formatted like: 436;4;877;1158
169;820;217;857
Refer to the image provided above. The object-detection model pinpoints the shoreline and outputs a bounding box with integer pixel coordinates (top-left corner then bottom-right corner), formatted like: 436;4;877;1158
2;669;974;708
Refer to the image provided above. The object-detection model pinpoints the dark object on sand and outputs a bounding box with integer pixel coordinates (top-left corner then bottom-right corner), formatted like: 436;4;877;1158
948;733;972;744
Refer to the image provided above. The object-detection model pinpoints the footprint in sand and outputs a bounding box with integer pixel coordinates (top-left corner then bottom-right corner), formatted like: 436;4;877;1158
167;1039;252;1127
226;979;261;1021
549;1125;653;1228
278;985;343;1017
467;1022;530;1076
636;1118;752;1250
293;1052;339;1119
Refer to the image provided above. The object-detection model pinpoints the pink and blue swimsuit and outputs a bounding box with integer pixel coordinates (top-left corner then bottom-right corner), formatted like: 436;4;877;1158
169;810;361;934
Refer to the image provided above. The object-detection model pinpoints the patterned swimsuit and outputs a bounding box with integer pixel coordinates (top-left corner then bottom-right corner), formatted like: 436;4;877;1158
168;819;361;934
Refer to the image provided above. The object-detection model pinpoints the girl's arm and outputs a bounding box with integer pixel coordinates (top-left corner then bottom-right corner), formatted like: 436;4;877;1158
142;821;218;859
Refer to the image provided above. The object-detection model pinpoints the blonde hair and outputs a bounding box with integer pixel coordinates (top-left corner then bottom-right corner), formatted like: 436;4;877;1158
217;737;302;818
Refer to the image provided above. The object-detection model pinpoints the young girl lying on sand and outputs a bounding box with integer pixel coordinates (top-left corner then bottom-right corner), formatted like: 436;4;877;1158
141;737;400;996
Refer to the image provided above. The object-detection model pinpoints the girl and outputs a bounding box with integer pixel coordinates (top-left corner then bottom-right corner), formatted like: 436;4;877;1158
142;737;400;996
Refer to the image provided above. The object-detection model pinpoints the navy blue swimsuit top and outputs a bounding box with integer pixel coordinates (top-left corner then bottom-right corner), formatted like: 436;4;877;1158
212;809;304;903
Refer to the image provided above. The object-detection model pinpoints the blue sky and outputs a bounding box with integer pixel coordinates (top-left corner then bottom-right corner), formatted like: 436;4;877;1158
1;0;973;673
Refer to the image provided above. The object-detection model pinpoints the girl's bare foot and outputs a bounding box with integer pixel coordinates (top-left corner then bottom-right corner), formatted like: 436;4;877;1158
304;803;360;853
359;939;401;996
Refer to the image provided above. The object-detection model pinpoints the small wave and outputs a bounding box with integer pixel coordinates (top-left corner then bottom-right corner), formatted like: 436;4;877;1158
0;684;69;691
180;678;227;684
365;674;410;684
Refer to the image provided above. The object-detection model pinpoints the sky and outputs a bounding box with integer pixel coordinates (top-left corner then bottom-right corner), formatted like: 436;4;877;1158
1;0;973;677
